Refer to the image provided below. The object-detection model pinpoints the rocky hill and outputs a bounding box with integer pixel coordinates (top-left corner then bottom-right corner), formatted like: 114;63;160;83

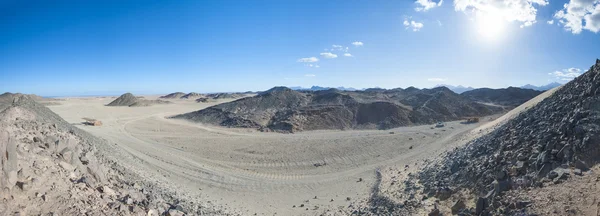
0;93;61;111
0;96;198;215
461;87;543;107
160;92;248;101
106;93;138;106
172;86;500;132
193;93;249;103
159;92;186;99
206;93;246;100
399;59;600;215
181;92;204;99
435;84;475;94
107;93;171;107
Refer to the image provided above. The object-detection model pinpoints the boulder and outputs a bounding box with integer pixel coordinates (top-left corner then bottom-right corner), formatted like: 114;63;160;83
451;199;465;214
167;209;185;216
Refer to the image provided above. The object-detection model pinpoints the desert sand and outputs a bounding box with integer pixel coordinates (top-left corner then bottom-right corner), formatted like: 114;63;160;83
48;95;499;215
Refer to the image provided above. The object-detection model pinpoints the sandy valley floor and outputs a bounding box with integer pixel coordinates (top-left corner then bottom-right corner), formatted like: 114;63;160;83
48;96;497;215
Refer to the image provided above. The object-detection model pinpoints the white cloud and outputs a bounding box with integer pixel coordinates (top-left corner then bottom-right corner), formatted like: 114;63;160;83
454;0;549;28
351;41;364;47
297;57;319;63
306;64;321;68
437;20;443;26
554;0;600;34
330;44;349;52
305;74;316;77
415;0;443;12
320;52;338;59
547;20;554;24
343;53;353;57
427;78;446;82
567;67;582;73
404;18;424;31
549;67;582;81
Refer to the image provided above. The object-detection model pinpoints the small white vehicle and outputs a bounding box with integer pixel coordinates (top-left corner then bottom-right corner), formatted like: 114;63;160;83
435;122;445;128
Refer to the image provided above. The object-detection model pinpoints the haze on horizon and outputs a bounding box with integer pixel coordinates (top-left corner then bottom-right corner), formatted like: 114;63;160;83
1;0;598;97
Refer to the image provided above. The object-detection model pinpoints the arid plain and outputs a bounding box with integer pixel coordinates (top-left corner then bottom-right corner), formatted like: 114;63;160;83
49;95;498;215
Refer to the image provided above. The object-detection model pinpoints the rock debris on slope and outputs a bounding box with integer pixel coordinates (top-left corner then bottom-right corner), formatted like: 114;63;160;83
0;96;224;215
388;59;600;215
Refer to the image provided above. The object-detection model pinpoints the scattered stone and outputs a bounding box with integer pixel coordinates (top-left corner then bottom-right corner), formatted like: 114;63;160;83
412;60;600;215
428;208;440;216
166;209;185;216
59;161;75;171
451;200;465;214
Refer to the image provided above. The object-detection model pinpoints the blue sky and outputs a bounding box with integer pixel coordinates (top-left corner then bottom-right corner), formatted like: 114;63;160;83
0;0;598;96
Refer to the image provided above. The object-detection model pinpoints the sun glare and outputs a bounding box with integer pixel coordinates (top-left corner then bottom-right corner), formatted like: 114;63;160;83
476;12;505;41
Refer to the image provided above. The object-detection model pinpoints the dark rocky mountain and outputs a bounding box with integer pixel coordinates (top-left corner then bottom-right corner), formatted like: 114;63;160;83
435;84;475;94
106;93;138;106
159;92;186;99
289;86;359;91
520;82;562;91
412;60;600;215
206;93;246;100
172;86;501;132
180;92;204;99
461;87;543;107
107;93;171;107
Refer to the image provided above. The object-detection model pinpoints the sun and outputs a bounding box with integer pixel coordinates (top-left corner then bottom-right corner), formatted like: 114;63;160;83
476;12;506;41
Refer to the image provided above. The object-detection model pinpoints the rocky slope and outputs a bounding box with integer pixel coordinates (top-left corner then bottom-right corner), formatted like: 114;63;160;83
0;96;206;215
0;93;61;110
180;92;204;99
461;87;543;107
160;92;248;101
172;86;500;132
159;92;186;99
106;93;138;106
205;92;247;100
107;93;171;107
387;59;600;215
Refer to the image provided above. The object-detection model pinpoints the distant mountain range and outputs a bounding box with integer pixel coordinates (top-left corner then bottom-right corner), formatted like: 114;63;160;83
288;82;562;94
289;86;359;91
434;85;475;94
437;82;561;93
518;82;562;91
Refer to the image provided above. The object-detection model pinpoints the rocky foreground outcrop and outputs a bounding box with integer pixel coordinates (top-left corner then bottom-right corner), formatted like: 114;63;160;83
172;86;501;132
107;93;171;107
0;96;219;215
0;92;62;110
461;87;544;107
370;59;600;215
